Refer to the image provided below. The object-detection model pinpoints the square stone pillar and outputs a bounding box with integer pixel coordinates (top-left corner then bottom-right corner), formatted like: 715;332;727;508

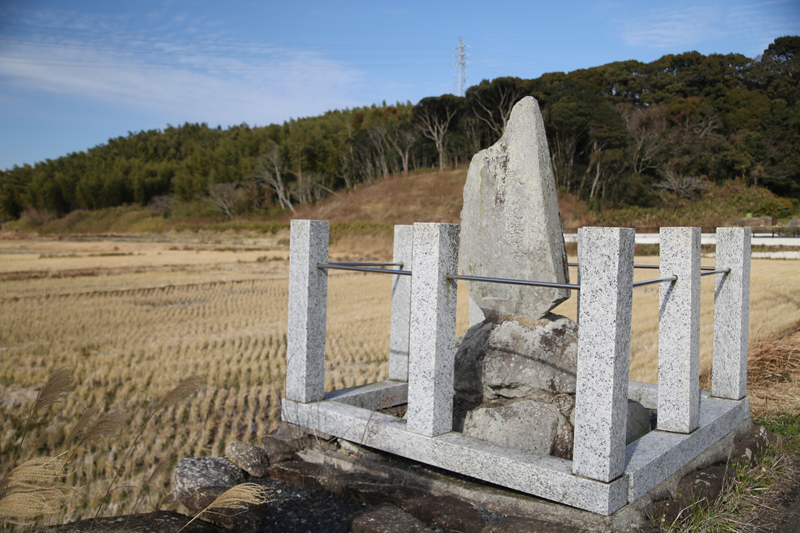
285;220;329;404
712;227;751;400
407;223;459;437
572;227;634;482
658;227;701;434
389;225;413;382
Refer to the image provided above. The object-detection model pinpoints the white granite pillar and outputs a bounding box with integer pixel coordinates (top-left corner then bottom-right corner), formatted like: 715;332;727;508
658;227;701;434
285;220;329;404
572;227;634;482
712;227;751;400
389;225;413;382
407;223;459;437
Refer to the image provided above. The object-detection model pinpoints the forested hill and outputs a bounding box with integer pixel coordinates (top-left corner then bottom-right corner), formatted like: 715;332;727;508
1;36;798;222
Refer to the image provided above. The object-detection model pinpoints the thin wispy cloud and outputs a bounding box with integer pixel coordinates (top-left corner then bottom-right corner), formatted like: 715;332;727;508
618;0;799;53
0;9;366;126
621;4;723;49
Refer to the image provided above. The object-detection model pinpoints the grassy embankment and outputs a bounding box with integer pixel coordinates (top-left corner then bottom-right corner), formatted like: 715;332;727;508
4;168;796;251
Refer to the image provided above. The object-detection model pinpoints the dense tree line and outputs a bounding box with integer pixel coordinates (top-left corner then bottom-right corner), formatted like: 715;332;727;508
1;36;798;221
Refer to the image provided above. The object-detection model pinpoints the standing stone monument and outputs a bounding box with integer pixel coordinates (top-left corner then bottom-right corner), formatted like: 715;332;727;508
454;97;649;458
459;96;570;319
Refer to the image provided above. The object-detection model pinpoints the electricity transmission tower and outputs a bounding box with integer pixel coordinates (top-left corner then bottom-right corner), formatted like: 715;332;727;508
452;36;468;97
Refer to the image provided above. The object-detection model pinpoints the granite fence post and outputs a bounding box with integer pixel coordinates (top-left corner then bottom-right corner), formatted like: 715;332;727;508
389;224;413;382
712;227;751;400
572;227;634;482
285;220;329;404
407;223;459;437
658;227;701;434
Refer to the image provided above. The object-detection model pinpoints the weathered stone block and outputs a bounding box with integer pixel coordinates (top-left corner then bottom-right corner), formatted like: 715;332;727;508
462;399;574;459
401;495;485;533
172;456;244;509
459;96;569;319
225;440;270;477
454;313;578;403
260;435;298;464
482;515;586;533
731;423;776;466
347;503;429;533
48;511;221;533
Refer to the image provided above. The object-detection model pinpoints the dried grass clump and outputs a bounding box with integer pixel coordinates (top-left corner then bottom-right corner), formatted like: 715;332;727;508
0;368;206;529
748;321;800;384
657;447;795;532
15;366;74;463
748;320;800;417
0;456;67;525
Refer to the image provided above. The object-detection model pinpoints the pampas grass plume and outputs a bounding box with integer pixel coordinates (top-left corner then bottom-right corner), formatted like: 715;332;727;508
177;483;271;532
32;367;74;415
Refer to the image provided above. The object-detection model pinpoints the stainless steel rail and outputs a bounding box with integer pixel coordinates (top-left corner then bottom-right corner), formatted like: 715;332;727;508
632;275;678;288
700;268;731;277
326;262;403;267
446;274;580;291
568;262;715;271
317;263;411;276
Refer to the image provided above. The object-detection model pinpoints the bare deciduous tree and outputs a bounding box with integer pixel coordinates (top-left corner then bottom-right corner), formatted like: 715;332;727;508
413;96;461;171
385;125;418;174
462;116;482;155
623;106;668;175
652;164;711;203
253;145;295;213
467;78;528;140
204;182;244;219
367;126;389;178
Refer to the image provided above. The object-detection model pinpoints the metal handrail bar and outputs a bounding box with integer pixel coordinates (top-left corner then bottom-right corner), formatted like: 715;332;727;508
318;263;713;285
327;262;403;267
700;268;731;277
568;262;715;271
632;275;678;288
446;274;580;291
317;263;411;276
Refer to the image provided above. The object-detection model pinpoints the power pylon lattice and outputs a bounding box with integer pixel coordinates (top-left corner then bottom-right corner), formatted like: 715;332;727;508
451;36;468;97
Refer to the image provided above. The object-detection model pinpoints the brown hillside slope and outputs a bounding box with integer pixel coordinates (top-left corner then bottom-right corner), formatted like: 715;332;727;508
277;169;468;226
276;167;589;228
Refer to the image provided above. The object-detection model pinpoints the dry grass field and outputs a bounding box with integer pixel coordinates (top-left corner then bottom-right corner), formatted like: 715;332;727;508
0;234;798;524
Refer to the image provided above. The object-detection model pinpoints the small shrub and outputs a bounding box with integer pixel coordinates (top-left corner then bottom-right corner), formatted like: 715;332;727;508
754;197;794;219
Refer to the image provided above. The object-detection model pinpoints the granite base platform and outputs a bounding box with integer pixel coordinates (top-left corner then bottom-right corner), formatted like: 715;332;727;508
283;379;750;516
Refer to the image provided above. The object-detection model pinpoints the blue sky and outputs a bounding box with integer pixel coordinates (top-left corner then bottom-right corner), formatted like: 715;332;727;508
1;0;798;170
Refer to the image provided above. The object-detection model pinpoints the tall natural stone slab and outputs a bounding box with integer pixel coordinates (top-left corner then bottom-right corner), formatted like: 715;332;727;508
459;96;569;319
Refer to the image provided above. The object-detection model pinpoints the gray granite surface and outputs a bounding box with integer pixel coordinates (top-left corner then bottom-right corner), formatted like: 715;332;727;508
712;227;752;400
658;227;701;434
407;223;459;437
572;227;634;483
286;219;329;403
389;224;413;382
459;96;569;319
